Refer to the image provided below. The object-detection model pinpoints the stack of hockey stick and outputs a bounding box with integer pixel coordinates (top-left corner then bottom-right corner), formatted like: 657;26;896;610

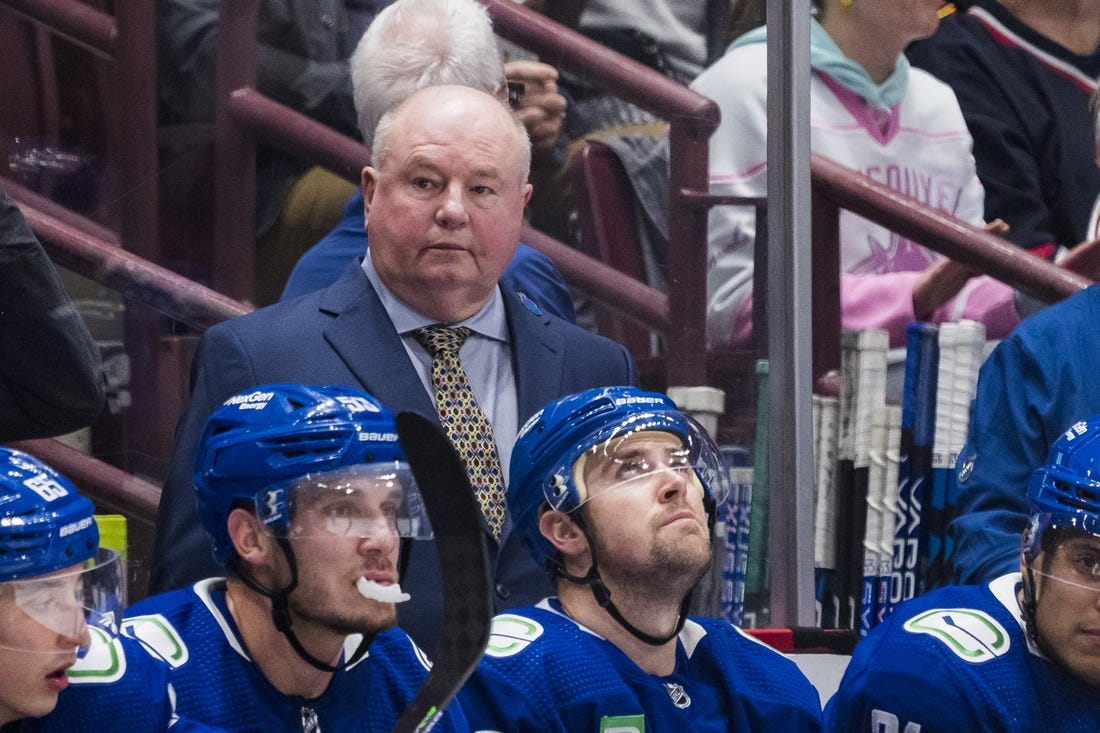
813;320;985;633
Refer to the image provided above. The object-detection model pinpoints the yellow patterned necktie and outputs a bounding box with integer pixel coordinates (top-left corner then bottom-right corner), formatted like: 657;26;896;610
414;325;507;540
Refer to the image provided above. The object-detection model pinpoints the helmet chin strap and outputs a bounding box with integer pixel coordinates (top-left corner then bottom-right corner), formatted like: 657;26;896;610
1021;560;1041;647
554;512;689;647
229;540;373;673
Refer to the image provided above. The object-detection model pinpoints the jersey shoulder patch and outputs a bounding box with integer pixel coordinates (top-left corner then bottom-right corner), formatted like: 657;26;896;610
68;627;126;683
483;613;545;658
123;614;190;669
902;607;1010;663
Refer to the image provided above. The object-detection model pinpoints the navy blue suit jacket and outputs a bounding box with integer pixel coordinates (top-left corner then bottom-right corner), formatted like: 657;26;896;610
151;262;637;653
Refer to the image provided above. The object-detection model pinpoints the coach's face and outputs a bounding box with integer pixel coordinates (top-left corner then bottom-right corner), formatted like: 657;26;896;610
363;86;532;323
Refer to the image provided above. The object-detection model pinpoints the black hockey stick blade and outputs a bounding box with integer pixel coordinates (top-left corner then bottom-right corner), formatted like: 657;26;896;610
392;411;493;733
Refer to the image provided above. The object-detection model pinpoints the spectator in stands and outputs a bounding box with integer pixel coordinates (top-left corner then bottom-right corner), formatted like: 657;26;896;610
526;0;730;84
0;186;104;441
521;0;734;253
694;0;1020;355
949;84;1100;585
280;0;575;325
825;418;1100;730
150;85;637;656
907;0;1100;261
159;0;363;305
458;386;822;731
0;447;208;732
55;385;469;731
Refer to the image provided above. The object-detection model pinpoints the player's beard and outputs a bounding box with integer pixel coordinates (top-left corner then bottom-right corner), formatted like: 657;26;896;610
288;588;398;637
645;528;712;590
586;513;712;594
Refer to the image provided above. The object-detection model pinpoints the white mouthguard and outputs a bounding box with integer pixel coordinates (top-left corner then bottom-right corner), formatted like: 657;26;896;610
356;577;411;603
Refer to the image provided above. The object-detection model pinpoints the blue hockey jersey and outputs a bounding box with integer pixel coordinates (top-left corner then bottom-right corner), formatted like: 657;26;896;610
458;598;822;732
120;578;468;732
24;629;222;732
824;574;1100;732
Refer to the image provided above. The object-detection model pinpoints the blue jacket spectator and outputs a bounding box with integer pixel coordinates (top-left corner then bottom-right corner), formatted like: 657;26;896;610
952;284;1100;582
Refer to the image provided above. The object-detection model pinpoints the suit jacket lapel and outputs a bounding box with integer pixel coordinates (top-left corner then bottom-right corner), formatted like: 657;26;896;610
317;264;438;420
505;290;567;423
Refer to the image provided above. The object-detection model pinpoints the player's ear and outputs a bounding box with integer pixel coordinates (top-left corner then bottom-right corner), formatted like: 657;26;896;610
228;507;277;568
539;510;587;557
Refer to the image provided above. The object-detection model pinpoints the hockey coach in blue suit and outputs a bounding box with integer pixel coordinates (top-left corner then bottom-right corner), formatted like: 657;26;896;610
151;85;636;655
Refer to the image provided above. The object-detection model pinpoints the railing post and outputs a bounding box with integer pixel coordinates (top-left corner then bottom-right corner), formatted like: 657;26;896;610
765;0;816;628
666;120;716;388
213;0;259;302
108;2;165;477
811;190;842;382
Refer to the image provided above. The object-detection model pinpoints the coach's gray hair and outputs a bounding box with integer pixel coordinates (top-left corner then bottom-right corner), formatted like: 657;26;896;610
371;88;532;183
350;0;508;147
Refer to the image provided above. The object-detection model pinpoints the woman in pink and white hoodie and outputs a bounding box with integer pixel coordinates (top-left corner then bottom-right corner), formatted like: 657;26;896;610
693;0;1019;357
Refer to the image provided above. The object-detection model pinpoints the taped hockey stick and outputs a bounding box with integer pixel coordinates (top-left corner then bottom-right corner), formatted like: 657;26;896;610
836;329;888;630
392;412;493;733
813;393;839;629
892;323;938;608
859;404;890;635
875;405;902;627
926;320;985;589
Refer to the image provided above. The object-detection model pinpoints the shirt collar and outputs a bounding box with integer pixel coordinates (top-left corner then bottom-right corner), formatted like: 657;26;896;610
361;251;509;343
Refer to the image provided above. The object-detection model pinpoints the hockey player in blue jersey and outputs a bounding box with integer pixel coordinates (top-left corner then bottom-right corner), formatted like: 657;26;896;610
825;414;1100;732
0;445;122;728
0;446;211;733
457;386;823;732
118;384;468;732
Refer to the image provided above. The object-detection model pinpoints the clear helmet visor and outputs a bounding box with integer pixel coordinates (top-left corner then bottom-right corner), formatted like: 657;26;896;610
259;463;434;542
1;548;122;654
570;425;729;510
1026;518;1100;593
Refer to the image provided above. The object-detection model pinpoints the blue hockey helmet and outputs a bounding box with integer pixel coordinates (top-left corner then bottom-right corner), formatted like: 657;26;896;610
0;447;98;582
0;448;121;650
1023;416;1100;562
508;386;728;569
194;384;432;563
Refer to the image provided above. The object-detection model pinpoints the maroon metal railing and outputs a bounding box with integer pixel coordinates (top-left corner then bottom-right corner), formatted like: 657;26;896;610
810;155;1090;300
1;0;115;56
9;438;160;528
1;0;181;523
488;0;719;386
4;177;249;331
